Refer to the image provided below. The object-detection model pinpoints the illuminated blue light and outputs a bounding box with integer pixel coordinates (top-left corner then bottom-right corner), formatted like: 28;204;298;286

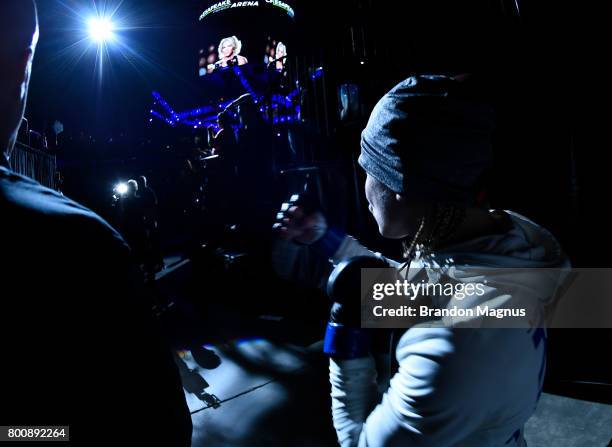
87;17;115;43
150;89;300;129
311;66;324;80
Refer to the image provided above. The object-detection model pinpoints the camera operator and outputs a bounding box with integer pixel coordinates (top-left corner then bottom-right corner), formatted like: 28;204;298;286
279;75;570;447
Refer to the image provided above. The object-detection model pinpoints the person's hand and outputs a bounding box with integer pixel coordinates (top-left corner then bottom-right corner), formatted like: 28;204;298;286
278;205;328;245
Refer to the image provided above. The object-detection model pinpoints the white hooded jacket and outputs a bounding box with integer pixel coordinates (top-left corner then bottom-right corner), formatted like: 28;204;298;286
328;211;571;447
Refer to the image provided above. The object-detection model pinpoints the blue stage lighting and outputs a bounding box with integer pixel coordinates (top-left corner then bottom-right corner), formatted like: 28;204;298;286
87;17;115;43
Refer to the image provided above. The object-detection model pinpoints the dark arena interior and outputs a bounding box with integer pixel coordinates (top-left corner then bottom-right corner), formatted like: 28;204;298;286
0;0;610;446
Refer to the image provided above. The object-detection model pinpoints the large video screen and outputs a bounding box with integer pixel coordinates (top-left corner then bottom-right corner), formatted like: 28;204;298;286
198;35;288;76
196;0;294;77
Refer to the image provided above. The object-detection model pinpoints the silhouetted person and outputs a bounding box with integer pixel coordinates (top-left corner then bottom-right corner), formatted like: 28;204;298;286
118;179;146;266
137;176;158;232
0;2;191;443
207;110;237;160
137;175;164;275
205;111;241;230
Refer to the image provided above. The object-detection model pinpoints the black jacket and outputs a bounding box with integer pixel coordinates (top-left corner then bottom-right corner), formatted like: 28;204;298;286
0;163;192;445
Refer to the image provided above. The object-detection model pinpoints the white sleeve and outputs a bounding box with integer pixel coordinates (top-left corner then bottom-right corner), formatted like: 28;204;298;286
327;235;393;447
330;329;498;447
330;356;379;447
328;238;486;446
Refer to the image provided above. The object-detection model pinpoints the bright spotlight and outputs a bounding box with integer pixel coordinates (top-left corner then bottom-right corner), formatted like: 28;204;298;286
88;17;115;43
114;182;128;195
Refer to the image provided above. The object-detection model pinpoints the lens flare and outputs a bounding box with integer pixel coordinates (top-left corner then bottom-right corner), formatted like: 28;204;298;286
87;17;115;42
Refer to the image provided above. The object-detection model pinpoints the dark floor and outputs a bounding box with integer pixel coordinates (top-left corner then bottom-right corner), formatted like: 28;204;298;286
156;255;612;447
179;339;612;447
525;394;612;447
182;338;336;447
156;253;339;446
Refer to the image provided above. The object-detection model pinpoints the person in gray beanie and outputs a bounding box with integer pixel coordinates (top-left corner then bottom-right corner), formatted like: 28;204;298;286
279;74;570;446
359;75;494;204
358;74;501;256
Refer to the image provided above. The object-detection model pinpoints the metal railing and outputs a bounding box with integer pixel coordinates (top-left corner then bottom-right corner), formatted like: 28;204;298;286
10;141;56;190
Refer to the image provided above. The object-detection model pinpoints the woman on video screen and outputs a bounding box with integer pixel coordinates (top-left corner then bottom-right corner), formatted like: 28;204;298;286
215;35;248;69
